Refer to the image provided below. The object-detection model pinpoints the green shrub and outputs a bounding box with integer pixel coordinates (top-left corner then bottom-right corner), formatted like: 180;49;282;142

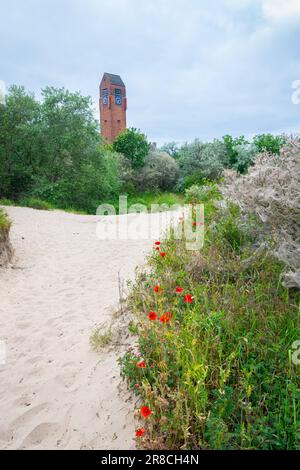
0;208;11;229
113;127;151;168
0;198;15;206
20;197;54;211
136;152;179;192
185;183;221;204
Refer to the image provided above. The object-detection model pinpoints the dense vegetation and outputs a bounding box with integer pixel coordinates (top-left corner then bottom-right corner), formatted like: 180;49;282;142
120;178;300;449
0;84;287;214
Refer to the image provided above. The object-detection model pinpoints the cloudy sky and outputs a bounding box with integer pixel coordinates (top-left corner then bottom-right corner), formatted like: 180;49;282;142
1;0;300;144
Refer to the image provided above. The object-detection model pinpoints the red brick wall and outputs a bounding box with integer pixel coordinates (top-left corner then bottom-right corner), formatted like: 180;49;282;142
99;76;127;143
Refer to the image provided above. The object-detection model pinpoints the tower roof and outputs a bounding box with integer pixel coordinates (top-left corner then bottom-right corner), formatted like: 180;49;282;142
102;73;125;87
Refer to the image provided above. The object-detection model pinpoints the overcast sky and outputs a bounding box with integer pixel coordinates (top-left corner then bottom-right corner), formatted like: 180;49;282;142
1;0;300;144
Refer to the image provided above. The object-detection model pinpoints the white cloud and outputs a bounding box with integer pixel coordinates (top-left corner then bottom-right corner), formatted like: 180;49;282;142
262;0;300;21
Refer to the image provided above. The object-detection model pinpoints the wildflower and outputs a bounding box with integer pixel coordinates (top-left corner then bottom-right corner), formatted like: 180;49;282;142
160;252;166;258
135;428;146;437
159;312;172;323
148;311;157;321
154;285;161;293
193;221;204;227
141;406;152;418
155;247;160;251
134;383;140;389
155;241;161;246
184;294;193;304
175;286;184;293
137;361;146;368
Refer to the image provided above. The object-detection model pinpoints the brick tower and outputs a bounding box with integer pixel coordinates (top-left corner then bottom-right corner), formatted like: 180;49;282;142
99;73;127;143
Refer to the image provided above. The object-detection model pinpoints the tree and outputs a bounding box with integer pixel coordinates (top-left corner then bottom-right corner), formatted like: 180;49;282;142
113;127;150;168
222;135;249;166
160;141;180;159
136;151;179;191
0;85;41;198
253;133;286;155
177;139;228;188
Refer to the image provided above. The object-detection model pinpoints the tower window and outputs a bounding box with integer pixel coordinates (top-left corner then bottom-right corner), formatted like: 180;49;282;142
102;88;108;106
115;88;122;106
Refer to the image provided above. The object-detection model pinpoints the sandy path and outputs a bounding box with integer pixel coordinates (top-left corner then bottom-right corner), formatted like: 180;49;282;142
0;206;181;450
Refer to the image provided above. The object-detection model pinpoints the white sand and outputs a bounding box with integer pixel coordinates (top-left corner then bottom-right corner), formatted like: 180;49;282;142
0;206;182;450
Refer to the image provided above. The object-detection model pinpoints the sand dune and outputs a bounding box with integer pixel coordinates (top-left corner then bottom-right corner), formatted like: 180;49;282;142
0;206;181;450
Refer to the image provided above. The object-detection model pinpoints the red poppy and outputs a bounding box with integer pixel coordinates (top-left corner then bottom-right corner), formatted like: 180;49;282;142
137;361;146;368
155;247;160;251
148;311;157;321
160;252;166;258
175;286;184;293
184;294;193;304
155;241;161;246
141;406;152;418
154;285;161;293
159;312;172;323
193;221;204;227
135;428;146;437
134;383;140;389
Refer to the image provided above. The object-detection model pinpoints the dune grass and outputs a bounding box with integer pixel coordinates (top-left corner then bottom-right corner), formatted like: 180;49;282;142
119;192;300;449
90;326;113;351
0;208;11;230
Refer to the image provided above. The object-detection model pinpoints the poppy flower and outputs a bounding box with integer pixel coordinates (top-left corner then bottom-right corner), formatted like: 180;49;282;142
160;252;166;258
193;221;204;227
135;428;146;437
175;286;184;293
141;406;152;418
148;311;157;321
159;312;172;323
154;285;161;293
184;294;193;304
155;241;161;246
155;247;160;251
137;361;146;368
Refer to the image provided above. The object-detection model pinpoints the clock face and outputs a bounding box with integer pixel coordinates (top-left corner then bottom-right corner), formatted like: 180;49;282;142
103;96;108;106
115;96;122;106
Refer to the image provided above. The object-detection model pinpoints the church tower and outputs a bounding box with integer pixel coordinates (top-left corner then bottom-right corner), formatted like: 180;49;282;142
99;73;127;143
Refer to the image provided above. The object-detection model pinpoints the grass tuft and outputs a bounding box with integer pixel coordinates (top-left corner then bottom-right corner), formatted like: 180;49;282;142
90;326;113;351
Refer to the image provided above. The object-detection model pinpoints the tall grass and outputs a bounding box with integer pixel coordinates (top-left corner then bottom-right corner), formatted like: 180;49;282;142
0;208;11;230
119;193;300;449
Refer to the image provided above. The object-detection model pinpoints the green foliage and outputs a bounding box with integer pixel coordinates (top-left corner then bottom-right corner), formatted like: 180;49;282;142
177;139;228;188
0;208;11;230
185;182;221;204
160;141;180;159
137;151;179;192
106;192;184;214
253;134;286;155
19;197;54;211
113;127;151;168
0;85;122;213
120;193;300;450
222;135;249;166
